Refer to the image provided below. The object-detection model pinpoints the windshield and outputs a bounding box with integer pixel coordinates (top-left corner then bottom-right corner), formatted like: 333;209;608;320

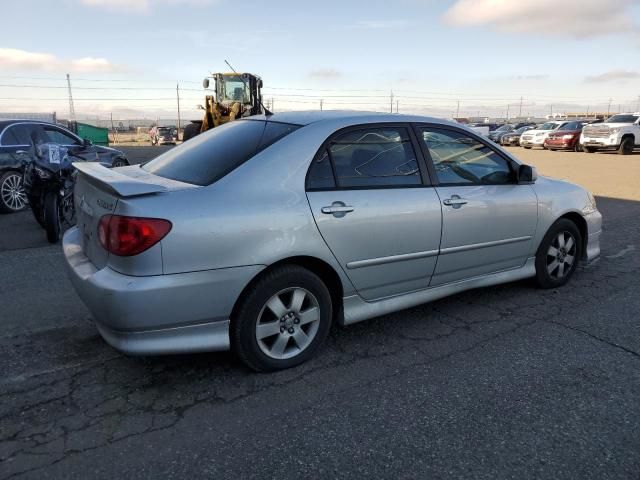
218;76;250;104
495;125;512;132
514;126;531;134
605;114;639;124
158;127;172;135
539;122;559;130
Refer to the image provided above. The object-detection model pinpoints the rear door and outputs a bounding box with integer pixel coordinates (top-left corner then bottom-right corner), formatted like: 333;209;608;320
415;124;538;286
306;124;442;301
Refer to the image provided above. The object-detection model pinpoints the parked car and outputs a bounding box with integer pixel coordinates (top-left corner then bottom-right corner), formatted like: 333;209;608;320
156;127;178;145
520;121;571;149
0;120;129;213
580;113;640;155
500;125;536;146
63;112;601;371
544;121;588;152
468;122;501;131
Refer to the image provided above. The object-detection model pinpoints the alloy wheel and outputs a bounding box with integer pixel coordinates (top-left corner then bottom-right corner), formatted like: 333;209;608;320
255;287;321;360
1;173;27;211
546;231;577;280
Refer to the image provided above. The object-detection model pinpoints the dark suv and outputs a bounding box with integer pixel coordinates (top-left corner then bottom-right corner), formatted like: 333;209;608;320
0;120;128;213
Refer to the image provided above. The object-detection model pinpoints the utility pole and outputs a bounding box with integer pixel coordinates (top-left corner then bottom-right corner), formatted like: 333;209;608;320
586;105;590;118
66;73;76;122
506;104;510;120
320;99;323;111
607;97;612;116
396;99;399;114
176;83;181;138
636;95;640;112
550;105;553;118
456;100;460;119
518;96;523;118
110;112;117;144
390;90;394;113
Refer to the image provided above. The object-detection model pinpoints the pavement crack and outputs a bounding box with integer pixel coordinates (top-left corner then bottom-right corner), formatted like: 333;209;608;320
542;319;640;359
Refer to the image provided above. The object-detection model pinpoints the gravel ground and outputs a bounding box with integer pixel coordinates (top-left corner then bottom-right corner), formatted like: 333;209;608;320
1;146;639;479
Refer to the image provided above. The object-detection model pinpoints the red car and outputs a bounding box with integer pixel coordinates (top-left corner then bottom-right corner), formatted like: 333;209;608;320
544;121;587;152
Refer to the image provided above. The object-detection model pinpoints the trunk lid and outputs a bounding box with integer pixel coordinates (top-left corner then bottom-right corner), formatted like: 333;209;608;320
73;163;196;269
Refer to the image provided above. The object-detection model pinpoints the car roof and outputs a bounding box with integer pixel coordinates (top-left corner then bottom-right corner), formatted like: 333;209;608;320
0;119;61;130
246;110;458;127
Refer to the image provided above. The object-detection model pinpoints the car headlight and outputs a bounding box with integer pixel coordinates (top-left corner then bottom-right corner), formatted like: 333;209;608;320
562;134;574;140
34;166;52;179
609;128;620;134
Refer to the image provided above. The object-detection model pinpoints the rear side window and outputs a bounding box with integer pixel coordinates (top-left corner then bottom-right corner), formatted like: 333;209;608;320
2;124;31;146
308;127;421;189
143;120;299;186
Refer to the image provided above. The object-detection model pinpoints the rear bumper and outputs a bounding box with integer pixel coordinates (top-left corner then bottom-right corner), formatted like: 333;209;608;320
584;210;602;263
62;227;264;355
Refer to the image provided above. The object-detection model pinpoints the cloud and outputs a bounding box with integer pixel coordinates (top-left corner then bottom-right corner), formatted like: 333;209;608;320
584;70;640;83
79;0;212;13
443;0;638;38
0;48;121;73
308;68;343;79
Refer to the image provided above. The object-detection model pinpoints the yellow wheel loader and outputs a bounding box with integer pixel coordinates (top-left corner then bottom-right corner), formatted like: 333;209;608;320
183;72;265;141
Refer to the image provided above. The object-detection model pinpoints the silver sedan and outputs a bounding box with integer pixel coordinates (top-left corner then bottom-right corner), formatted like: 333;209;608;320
63;111;602;371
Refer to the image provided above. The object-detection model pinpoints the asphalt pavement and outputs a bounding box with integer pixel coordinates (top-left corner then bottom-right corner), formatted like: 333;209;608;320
1;147;639;479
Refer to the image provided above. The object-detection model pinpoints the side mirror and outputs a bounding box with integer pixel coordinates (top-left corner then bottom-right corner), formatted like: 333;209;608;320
83;138;92;147
202;78;210;89
518;164;537;183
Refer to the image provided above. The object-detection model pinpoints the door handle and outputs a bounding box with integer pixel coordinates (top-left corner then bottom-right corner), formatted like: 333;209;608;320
442;196;468;208
321;205;354;214
321;202;354;217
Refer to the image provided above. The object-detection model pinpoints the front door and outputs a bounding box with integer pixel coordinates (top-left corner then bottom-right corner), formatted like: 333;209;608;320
306;125;442;301
415;125;538;286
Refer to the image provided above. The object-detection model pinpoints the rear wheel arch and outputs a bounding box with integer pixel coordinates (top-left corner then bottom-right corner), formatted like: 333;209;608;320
230;256;345;327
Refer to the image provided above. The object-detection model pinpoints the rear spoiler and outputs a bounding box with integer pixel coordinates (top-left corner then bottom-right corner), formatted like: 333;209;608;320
73;162;168;197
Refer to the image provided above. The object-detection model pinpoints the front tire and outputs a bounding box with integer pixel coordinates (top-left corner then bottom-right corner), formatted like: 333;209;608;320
44;192;61;244
618;136;634;155
112;157;129;168
583;146;596;153
232;265;333;372
535;219;582;289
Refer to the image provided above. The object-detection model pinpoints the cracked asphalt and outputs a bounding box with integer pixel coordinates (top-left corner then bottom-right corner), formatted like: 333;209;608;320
1;147;639;479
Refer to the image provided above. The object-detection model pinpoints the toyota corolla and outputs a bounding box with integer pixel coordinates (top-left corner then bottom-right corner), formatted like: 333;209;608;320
63;111;602;371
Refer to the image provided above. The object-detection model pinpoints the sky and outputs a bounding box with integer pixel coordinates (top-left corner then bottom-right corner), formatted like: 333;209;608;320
1;0;640;121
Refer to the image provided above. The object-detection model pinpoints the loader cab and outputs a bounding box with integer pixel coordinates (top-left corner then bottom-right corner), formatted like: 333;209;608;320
204;73;264;116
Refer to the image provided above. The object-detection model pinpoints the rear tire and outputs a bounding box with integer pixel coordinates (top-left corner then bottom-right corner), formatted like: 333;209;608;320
182;123;201;142
535;219;582;289
44;192;60;244
0;171;27;213
523;146;531;149
574;142;582;152
231;265;333;372
618;136;634;155
111;157;129;168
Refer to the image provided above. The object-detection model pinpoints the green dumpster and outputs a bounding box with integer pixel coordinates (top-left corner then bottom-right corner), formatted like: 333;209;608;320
69;122;110;146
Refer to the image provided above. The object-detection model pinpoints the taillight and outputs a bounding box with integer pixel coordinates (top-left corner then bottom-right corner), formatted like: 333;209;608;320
98;215;172;256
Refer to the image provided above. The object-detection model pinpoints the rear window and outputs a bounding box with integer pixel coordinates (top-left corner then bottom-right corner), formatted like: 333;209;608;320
143;120;300;185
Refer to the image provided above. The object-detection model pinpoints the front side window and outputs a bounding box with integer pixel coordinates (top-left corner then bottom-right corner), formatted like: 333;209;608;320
324;127;421;188
419;127;515;186
44;127;81;145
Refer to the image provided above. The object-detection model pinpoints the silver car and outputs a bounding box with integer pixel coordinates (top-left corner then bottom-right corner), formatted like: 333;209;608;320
63;111;602;371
